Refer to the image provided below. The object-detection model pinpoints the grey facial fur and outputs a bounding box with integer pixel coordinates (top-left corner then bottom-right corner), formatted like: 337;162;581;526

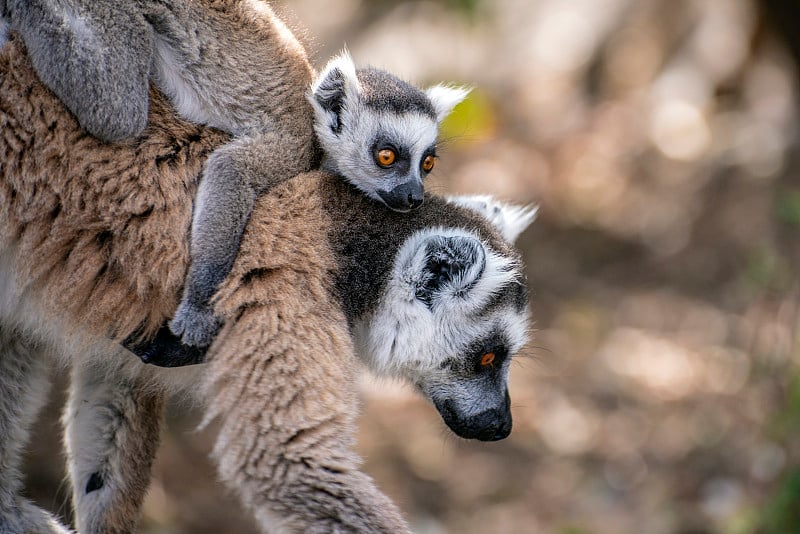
309;52;470;212
312;178;534;441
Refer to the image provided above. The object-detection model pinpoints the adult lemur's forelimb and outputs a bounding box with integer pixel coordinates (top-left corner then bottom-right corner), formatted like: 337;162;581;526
0;329;71;534
205;290;410;533
64;361;165;534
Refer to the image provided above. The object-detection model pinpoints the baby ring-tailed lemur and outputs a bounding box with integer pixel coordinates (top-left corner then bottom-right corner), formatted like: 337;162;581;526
2;0;469;348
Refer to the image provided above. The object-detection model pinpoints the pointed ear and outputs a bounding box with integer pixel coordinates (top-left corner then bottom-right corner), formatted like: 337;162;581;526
414;235;486;304
425;84;471;122
447;195;538;243
309;50;360;133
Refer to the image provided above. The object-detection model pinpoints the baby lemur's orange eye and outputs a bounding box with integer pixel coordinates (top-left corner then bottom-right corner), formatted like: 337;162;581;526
422;155;435;172
480;352;496;367
376;148;396;167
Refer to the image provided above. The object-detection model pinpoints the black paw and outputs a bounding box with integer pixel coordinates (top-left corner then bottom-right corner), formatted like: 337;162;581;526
123;324;208;367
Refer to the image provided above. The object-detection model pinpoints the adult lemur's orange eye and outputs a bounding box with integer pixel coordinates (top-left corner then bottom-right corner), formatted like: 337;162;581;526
422;155;435;172
480;352;496;367
376;149;396;167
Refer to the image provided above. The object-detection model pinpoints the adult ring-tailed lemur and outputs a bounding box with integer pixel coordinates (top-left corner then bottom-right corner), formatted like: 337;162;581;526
0;35;536;533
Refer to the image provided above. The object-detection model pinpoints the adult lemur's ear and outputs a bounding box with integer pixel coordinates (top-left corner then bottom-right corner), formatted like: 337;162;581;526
447;195;538;243
425;84;471;123
309;50;360;134
413;235;486;305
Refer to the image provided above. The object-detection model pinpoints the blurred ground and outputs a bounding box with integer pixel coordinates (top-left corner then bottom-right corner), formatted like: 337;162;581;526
23;0;800;532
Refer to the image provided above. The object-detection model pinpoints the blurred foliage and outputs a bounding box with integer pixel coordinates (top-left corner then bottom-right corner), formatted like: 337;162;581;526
743;246;792;293
444;0;481;19
776;188;800;227
759;469;800;533
756;374;800;532
770;373;800;438
439;88;497;143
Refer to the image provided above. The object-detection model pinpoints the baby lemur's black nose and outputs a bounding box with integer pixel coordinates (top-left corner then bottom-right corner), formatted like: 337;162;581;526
407;192;424;210
379;182;424;212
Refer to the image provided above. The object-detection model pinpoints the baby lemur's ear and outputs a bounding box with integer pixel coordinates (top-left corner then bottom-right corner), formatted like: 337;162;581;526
309;50;361;134
425;84;471;123
447;195;538;243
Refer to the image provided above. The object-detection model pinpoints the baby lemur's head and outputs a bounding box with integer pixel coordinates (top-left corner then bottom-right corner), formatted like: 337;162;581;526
309;52;469;212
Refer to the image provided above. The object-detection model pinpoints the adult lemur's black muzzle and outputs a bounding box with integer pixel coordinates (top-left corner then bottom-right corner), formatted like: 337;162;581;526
435;390;512;442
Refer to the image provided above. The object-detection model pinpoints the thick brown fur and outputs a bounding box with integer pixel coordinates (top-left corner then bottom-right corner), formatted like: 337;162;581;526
0;34;229;341
0;36;408;533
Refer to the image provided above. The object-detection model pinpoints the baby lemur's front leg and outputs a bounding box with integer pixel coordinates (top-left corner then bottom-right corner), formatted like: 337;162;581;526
168;132;317;350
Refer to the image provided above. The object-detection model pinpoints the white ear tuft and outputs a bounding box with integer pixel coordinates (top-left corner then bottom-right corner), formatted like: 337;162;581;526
425;84;471;122
447;195;537;243
311;49;360;96
308;50;361;132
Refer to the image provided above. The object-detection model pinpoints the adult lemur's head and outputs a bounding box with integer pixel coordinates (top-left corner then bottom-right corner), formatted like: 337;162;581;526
330;189;537;442
309;51;469;212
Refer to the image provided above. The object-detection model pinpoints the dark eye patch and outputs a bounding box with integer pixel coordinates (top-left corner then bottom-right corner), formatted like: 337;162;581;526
467;332;509;374
371;136;410;174
439;332;510;377
473;345;508;374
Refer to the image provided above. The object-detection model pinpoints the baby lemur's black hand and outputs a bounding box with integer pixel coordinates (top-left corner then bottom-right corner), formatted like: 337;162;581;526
124;324;208;367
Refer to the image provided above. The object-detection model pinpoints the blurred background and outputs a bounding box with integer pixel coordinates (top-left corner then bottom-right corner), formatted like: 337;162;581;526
24;0;800;532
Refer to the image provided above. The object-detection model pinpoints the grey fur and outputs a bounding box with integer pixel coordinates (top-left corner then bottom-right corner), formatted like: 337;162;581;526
173;129;317;347
357;68;438;118
64;362;164;534
4;0;153;143
144;0;320;347
0;329;71;534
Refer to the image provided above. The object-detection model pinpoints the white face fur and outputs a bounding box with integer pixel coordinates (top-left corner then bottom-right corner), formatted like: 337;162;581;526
353;198;537;441
309;52;470;212
321;107;438;208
